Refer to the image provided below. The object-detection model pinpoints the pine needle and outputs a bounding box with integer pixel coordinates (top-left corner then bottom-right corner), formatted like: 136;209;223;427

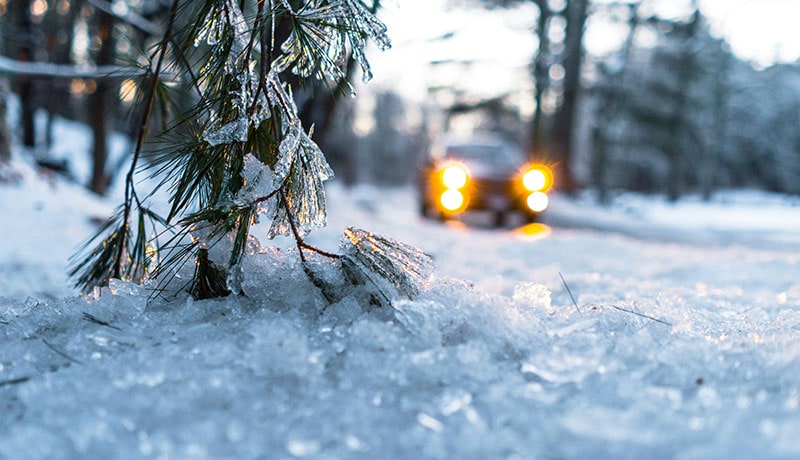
42;339;83;365
559;272;581;314
82;312;123;331
0;376;30;388
609;304;672;327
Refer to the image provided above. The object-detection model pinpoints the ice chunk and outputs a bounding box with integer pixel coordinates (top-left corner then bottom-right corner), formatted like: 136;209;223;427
267;124;333;238
512;282;553;314
202;71;271;147
340;227;434;302
202;118;249;146
234;153;276;211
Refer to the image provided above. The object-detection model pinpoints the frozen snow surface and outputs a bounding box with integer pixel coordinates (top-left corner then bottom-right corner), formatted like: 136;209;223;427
2;146;800;459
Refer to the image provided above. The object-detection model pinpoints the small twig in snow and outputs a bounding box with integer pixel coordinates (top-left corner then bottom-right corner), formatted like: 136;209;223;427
559;272;581;314
0;376;30;388
82;312;122;331
42;339;83;365
609;304;672;327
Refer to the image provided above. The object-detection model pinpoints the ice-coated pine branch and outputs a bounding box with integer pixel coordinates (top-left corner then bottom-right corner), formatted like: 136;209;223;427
70;0;438;305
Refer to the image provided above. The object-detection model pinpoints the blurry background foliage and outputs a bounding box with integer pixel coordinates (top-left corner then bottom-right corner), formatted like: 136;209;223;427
1;0;800;201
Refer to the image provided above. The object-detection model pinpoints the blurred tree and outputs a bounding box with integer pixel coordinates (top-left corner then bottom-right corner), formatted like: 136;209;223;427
87;7;118;194
366;91;429;185
0;77;9;162
550;0;587;193
589;1;800;199
5;0;37;148
0;0;168;193
476;0;587;193
590;1;639;204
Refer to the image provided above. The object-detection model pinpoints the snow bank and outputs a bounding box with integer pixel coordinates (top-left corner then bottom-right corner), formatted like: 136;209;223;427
2;242;800;458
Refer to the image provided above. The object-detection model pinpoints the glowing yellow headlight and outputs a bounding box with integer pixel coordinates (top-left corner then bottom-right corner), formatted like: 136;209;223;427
440;189;465;211
526;191;549;212
522;165;553;192
441;164;469;189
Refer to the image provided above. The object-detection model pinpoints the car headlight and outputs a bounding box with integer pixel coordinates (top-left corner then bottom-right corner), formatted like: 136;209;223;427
440;163;469;189
522;164;553;192
526;191;549;212
440;189;465;211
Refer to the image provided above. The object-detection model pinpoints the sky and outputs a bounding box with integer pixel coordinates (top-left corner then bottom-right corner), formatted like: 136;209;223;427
699;0;800;66
361;0;800;103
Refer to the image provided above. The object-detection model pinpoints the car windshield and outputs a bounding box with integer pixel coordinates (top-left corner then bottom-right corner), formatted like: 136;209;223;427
445;144;521;169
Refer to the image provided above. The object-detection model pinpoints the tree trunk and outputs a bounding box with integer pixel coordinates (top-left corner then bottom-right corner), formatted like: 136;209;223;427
667;8;700;202
0;78;10;162
14;0;37;149
530;2;550;160
702;50;729;201
591;3;639;204
88;11;117;195
550;0;588;193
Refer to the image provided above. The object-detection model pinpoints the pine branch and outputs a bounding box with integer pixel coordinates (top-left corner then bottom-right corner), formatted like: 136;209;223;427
115;0;182;280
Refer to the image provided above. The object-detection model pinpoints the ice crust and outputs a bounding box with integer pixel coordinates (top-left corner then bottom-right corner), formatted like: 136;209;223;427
2;237;800;459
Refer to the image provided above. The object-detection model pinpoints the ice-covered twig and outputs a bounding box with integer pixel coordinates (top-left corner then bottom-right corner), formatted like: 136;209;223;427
341;228;434;302
281;189;340;261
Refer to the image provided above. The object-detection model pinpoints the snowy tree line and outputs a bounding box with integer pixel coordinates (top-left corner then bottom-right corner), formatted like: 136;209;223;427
588;1;800;201
2;0;800;200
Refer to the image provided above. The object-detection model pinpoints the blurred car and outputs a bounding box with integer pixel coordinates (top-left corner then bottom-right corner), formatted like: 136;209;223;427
418;136;553;225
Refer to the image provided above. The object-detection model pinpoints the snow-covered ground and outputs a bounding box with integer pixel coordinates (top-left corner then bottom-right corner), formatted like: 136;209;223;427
2;119;800;459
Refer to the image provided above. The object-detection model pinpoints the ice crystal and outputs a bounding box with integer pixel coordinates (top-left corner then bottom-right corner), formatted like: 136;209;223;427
194;7;226;47
266;70;299;118
203;118;250;146
203;71;270;147
195;0;250;73
268;124;334;238
274;0;391;84
234;154;276;214
340;227;434;301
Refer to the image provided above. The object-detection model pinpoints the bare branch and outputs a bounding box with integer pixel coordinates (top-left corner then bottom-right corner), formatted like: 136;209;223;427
86;0;163;36
0;55;151;80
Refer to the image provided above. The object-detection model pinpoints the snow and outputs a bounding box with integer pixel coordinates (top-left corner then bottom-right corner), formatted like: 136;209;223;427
2;119;800;459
